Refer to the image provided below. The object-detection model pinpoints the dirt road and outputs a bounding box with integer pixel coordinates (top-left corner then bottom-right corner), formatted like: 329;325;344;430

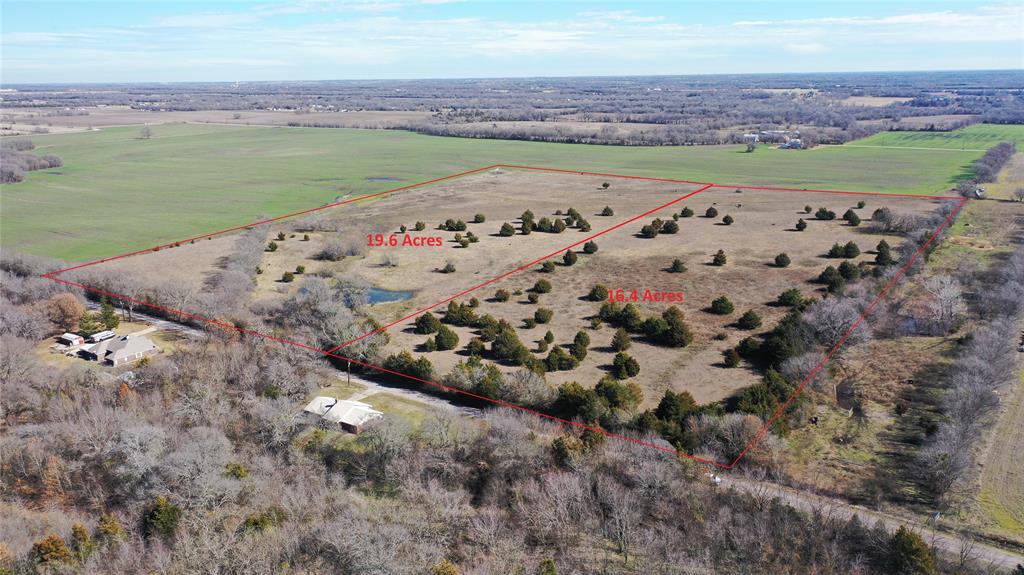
721;475;1024;570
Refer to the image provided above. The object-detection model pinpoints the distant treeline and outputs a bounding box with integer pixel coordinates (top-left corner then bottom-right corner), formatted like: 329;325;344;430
4;70;1023;146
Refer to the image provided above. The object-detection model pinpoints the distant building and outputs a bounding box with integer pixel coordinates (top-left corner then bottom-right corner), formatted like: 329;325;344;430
58;333;85;347
779;139;804;150
303;396;384;434
81;335;159;366
742;133;759;143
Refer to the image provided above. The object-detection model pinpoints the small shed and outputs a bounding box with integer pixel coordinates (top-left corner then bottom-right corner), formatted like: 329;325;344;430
303;396;384;434
58;333;85;346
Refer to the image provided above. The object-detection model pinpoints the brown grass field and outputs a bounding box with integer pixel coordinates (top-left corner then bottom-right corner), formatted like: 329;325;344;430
85;168;943;408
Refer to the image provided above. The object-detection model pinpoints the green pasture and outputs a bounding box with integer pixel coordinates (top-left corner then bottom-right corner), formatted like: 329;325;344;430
1;122;989;262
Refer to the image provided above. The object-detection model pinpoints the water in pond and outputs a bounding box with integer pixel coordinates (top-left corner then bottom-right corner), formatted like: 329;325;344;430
367;287;414;305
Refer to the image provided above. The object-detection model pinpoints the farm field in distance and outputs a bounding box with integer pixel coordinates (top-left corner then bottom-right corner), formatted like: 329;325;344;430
1;122;990;263
852;123;1024;150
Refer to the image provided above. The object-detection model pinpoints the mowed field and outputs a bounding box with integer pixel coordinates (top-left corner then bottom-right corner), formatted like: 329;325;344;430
852;123;1024;150
2;122;982;263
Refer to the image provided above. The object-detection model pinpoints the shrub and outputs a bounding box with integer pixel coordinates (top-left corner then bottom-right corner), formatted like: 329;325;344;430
838;260;860;280
281;271;295;283
889;527;938;575
680;206;694;217
295;265;305;274
795;218;807;231
494;289;510;302
712;249;727;266
611;327;631;351
302;234;310;241
458;238;470;248
710;296;734;315
722;215;734;225
662;220;679;234
583;240;598;254
534;308;553;324
588;284;608;301
520;221;532;235
774;253;791;267
527;293;540;304
595;376;643;410
414;221;426;231
468;297;480;308
415;311;441;334
562;250;578;266
544;330;555;343
266;241;278;252
737;310;763;330
670;258;686;273
32;534;72;565
601;206;614;216
843;209;861;226
875;239;894;265
533;279;552;293
541;261;556;273
815;207;836;220
434;325;459;351
499;222;515;236
827;243;845;258
804;205;813;214
399;225;407;233
423;338;438;352
545;346;577;372
843;241;860;258
577;219;591;232
818;266;845;292
705;206;718;218
657;306;693;347
440;261;456;273
723;348;741;367
857;200;866;209
640;224;658;238
144;496;182;539
777;288;804;307
474;213;486;223
466;337;485;356
570;331;590;360
612;352;640;379
277;232;286;241
492;325;531;365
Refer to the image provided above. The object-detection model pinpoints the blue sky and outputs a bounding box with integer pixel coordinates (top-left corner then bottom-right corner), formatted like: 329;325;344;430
2;1;1021;83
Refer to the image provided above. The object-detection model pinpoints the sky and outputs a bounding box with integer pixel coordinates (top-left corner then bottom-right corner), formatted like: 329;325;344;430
1;0;1022;84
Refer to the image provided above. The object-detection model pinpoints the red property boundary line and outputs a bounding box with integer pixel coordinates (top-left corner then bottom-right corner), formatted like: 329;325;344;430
41;164;966;469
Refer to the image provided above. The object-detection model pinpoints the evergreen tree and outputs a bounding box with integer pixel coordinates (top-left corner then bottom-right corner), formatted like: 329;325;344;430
100;297;120;330
562;250;578;266
434;325;459;351
570;331;589;360
774;253;791;268
843;241;860;258
680;206;694;217
415;311;441;334
705;206;718;218
710;296;734;315
612;352;640;379
722;214;734;225
611;328;632;351
499;222;515;236
737;310;763;330
670;258;687;273
712;250;727;266
889;526;938;575
795;218;808;231
583;240;598;254
601;206;614;216
662;220;679;234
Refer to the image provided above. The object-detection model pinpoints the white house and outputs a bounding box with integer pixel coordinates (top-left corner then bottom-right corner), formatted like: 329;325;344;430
303;396;384;434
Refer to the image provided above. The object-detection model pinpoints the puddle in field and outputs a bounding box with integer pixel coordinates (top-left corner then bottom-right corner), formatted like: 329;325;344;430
365;176;404;182
367;287;414;305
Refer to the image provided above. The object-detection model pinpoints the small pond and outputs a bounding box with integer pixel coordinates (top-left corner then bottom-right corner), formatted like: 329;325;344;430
367;287;414;305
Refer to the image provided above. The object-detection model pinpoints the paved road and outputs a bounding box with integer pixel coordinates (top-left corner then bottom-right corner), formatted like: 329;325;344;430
84;301;207;339
721;475;1024;570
